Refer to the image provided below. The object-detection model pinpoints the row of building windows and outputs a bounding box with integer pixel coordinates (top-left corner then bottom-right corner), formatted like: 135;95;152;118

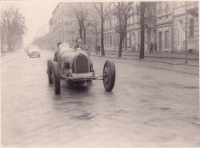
65;12;74;17
104;18;194;48
65;22;74;25
105;15;141;30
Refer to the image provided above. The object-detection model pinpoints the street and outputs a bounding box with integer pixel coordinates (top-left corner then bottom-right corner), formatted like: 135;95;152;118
1;50;200;147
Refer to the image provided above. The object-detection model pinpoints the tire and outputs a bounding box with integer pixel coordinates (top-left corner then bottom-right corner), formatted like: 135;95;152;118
52;62;60;94
103;60;116;91
47;59;53;84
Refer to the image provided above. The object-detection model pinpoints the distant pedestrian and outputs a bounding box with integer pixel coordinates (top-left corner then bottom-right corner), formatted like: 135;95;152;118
150;42;153;54
98;45;100;53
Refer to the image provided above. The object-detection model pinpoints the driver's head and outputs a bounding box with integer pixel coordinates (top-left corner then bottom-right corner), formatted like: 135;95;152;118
76;38;82;45
57;42;62;49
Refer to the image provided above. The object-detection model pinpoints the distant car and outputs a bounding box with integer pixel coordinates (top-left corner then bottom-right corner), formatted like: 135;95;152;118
26;45;40;58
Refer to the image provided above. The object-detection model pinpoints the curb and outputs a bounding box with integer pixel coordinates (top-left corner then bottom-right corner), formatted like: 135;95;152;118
91;54;199;67
102;52;199;60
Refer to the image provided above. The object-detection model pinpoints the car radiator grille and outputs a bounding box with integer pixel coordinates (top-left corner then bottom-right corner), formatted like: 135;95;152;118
74;54;89;73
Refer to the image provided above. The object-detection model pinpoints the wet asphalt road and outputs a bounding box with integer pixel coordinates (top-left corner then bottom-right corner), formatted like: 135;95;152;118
1;50;200;147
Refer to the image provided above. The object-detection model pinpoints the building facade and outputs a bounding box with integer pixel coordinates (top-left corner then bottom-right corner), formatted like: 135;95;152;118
104;1;199;53
173;1;199;53
49;2;79;50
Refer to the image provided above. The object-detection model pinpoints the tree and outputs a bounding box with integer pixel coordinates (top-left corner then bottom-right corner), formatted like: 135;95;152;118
87;17;100;53
113;2;134;57
0;4;26;52
138;2;156;59
93;2;113;56
69;3;92;45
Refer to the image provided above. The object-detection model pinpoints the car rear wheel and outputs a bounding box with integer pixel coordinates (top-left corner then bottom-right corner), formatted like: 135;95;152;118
103;60;115;91
47;59;53;84
52;62;60;94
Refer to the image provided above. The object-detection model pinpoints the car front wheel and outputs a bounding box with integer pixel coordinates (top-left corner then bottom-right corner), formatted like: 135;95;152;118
52;62;60;94
47;59;53;84
103;60;115;91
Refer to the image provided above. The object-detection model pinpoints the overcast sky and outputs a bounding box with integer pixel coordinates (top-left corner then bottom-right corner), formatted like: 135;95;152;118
0;0;104;46
1;0;60;46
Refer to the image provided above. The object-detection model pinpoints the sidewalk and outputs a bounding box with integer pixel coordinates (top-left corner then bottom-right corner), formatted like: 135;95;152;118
91;51;199;67
0;50;27;66
105;50;199;59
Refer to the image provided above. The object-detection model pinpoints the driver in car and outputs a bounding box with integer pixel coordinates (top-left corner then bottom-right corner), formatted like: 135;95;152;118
73;38;83;50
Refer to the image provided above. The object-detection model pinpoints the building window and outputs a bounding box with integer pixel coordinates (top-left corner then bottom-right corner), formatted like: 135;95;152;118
66;31;74;34
189;19;194;36
65;22;73;25
109;18;112;29
87;39;91;44
165;30;169;48
127;32;131;47
117;34;119;45
138;31;140;43
110;36;112;46
113;35;116;46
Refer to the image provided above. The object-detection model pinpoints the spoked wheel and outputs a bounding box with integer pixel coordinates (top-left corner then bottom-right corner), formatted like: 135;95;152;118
47;59;53;84
52;62;60;94
103;60;116;91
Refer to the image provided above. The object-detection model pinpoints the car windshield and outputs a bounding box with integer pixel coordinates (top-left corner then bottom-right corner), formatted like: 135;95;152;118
29;45;39;51
59;42;74;51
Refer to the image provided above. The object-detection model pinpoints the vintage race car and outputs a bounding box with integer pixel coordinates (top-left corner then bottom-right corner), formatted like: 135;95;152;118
47;42;116;94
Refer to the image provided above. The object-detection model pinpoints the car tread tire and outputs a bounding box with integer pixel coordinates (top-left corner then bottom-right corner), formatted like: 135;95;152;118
103;60;115;91
47;59;53;84
52;62;60;94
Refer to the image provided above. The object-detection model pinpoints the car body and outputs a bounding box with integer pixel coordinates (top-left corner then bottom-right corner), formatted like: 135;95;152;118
26;45;40;57
47;42;116;94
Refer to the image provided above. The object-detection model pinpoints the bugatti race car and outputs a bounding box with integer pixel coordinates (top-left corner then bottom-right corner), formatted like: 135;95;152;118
47;42;116;94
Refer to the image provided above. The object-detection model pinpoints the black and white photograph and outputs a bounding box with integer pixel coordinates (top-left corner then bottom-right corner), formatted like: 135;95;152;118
1;0;199;147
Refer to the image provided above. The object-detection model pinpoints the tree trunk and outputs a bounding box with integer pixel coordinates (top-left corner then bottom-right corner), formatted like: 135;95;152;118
139;2;146;59
83;27;86;45
124;32;127;51
101;16;105;56
118;37;123;57
79;22;83;38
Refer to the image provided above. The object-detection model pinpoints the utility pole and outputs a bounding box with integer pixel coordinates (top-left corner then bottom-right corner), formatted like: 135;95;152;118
185;2;188;64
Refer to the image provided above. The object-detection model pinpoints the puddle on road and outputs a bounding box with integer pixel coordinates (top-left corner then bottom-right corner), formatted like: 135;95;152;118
72;113;97;120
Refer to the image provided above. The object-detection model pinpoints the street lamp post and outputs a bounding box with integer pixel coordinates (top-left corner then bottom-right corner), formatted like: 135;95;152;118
185;2;188;64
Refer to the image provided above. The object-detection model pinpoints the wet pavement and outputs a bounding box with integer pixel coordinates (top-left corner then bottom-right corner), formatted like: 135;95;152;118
1;50;200;147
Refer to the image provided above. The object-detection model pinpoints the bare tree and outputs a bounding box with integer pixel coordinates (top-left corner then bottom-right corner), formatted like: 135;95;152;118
138;2;156;59
93;2;113;56
69;3;92;45
87;17;100;53
113;2;134;57
1;5;26;52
